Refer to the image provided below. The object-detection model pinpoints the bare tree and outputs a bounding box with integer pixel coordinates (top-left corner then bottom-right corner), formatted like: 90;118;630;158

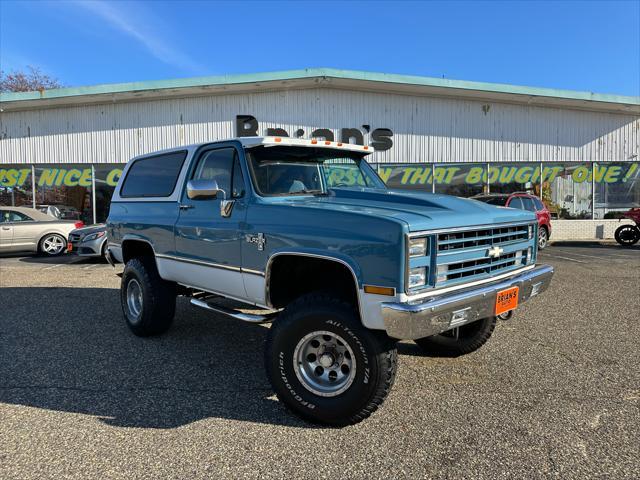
0;66;63;92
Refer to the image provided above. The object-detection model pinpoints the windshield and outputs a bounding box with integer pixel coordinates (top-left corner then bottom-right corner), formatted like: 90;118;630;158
246;146;386;196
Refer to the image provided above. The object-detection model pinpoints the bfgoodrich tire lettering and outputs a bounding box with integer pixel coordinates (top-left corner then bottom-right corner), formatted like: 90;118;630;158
414;316;497;357
265;293;397;426
120;257;176;336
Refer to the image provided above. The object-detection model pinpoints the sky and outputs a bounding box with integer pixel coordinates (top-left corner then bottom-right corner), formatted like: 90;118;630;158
1;0;639;96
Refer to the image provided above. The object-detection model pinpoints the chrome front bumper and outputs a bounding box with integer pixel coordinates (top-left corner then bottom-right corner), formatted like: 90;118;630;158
381;264;554;340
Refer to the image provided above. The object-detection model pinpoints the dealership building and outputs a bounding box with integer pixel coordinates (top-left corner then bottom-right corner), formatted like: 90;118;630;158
1;68;639;239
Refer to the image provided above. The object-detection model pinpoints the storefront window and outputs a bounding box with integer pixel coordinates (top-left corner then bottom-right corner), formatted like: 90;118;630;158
5;160;638;224
593;162;640;218
94;164;124;223
34;165;93;224
0;165;34;207
377;164;432;191
488;163;541;196
434;163;486;197
543;163;593;219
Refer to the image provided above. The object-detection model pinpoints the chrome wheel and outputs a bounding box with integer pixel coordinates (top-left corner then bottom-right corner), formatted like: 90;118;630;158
41;234;65;255
293;330;356;397
538;227;548;250
126;278;143;320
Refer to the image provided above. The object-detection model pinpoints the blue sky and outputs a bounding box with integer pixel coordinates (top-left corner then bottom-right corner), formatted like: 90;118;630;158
1;0;639;96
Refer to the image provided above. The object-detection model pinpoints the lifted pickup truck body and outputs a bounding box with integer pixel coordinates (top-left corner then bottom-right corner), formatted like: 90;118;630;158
107;136;553;425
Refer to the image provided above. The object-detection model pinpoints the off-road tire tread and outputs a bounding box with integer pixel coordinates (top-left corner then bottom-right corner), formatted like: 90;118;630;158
121;256;176;336
414;316;497;357
265;293;397;426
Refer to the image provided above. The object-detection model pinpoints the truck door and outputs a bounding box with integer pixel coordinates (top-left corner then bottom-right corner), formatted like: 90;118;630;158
173;144;249;299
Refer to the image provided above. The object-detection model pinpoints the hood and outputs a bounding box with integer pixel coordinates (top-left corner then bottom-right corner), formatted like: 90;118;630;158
284;188;536;231
70;223;106;236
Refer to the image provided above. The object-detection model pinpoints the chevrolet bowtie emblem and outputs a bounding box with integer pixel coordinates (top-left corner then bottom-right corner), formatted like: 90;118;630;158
487;246;504;258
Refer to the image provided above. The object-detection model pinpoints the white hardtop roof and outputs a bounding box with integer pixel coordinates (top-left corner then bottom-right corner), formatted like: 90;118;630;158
133;136;373;161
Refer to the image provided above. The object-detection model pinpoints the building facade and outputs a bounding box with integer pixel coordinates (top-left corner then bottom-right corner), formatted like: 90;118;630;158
1;69;639;238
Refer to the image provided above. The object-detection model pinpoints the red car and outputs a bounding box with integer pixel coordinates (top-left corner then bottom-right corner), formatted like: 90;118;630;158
473;193;552;249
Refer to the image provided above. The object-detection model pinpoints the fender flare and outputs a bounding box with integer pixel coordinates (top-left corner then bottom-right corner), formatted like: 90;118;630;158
264;250;363;314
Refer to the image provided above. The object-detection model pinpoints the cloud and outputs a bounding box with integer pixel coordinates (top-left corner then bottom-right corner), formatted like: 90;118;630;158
72;0;203;74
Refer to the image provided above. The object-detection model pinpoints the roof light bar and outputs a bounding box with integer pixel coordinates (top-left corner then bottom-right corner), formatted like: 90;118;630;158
242;136;373;153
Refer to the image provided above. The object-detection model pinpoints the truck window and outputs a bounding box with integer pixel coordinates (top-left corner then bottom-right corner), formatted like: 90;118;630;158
193;148;245;199
121;151;187;197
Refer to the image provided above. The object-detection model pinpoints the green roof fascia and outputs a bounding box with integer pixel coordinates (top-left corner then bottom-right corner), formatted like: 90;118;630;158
1;67;638;106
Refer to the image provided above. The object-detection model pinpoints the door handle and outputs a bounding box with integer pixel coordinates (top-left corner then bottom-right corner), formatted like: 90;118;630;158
179;204;194;210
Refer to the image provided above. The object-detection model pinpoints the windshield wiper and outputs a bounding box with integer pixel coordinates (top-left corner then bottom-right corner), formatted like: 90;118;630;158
289;189;331;197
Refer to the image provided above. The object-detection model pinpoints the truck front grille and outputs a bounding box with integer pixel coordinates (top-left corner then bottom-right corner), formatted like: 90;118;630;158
406;222;537;293
437;250;527;284
434;223;535;288
437;225;529;252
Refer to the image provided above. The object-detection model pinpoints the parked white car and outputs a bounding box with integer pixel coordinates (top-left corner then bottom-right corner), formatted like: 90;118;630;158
0;206;84;256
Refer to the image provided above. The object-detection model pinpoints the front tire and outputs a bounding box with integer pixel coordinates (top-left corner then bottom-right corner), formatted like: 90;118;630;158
614;225;640;246
39;233;66;256
265;293;397;426
538;226;549;250
414;317;497;357
120;257;176;336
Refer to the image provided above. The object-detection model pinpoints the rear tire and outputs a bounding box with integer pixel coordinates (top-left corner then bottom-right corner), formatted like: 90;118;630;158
414;317;497;357
120;257;176;336
265;293;397;426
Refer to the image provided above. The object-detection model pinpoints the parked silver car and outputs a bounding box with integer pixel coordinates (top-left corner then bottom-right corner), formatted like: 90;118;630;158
0;206;84;256
68;224;108;258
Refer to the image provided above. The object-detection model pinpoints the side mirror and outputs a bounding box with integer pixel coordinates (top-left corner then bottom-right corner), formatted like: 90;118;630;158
187;179;223;200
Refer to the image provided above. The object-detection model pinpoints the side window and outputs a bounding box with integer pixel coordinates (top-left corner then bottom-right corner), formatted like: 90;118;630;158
533;198;545;211
193;148;244;199
508;197;524;209
121;151;187;197
522;197;536;212
1;210;32;223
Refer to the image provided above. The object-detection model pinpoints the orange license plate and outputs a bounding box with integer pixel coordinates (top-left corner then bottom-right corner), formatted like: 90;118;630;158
495;286;519;316
67;243;73;252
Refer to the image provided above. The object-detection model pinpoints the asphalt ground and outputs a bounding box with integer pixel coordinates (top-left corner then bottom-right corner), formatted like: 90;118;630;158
1;245;639;479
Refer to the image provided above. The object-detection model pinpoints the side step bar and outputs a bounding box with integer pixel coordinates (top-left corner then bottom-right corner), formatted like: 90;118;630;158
190;298;277;324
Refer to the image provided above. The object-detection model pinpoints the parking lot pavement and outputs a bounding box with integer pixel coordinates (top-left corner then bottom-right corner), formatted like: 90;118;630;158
1;246;639;479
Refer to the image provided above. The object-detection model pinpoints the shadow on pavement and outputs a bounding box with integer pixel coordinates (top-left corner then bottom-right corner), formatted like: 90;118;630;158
549;241;640;251
17;254;106;265
0;287;311;429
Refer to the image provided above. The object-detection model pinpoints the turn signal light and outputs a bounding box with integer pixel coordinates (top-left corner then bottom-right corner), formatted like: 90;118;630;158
364;285;395;296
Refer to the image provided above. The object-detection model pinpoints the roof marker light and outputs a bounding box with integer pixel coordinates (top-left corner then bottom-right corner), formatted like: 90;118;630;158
337;142;343;146
274;137;282;142
324;141;331;145
363;146;369;150
310;139;318;144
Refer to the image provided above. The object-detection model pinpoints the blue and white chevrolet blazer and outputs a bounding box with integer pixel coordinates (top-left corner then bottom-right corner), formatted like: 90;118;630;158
106;136;554;425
